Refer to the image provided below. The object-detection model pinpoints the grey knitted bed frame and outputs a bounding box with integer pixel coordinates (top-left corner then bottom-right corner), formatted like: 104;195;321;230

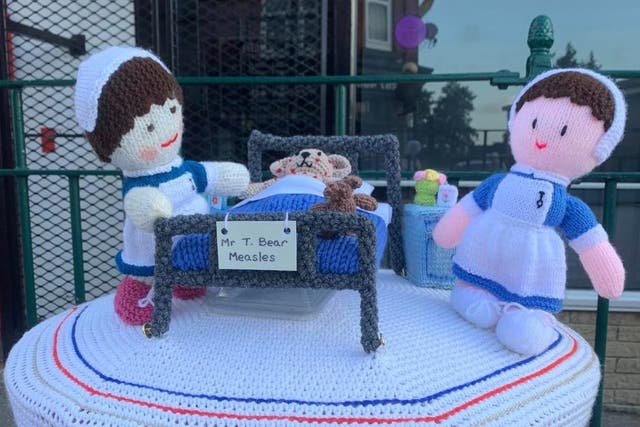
145;130;403;353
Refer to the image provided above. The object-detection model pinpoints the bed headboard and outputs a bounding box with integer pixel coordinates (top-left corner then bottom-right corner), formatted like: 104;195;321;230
246;130;404;274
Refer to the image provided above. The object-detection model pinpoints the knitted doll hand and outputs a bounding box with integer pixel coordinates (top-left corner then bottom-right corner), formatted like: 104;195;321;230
433;203;473;249
124;187;172;232
240;179;276;199
205;162;250;196
580;240;625;299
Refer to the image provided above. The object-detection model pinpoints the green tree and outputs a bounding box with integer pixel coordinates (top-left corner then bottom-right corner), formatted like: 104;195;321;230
555;42;579;68
415;88;435;127
581;51;601;70
429;82;477;164
555;42;600;70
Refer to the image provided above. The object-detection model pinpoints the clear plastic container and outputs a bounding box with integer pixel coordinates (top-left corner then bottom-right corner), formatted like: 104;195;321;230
208;287;336;320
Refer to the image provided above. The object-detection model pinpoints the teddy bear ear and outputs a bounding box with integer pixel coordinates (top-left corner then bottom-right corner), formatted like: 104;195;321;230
270;156;291;177
343;175;362;189
328;154;352;179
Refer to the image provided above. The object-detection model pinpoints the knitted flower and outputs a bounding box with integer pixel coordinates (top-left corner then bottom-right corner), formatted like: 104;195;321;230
413;169;446;206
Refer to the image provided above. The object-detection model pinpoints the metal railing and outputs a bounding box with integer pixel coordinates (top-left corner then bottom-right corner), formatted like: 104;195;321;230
1;72;640;426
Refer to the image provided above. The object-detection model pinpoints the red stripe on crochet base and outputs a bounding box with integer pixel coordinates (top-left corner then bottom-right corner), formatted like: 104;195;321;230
52;306;579;424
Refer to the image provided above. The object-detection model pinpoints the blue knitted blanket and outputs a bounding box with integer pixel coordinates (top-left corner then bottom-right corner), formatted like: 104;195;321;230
172;194;387;274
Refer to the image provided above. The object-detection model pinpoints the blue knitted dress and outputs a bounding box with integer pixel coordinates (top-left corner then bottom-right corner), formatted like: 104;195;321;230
452;164;607;313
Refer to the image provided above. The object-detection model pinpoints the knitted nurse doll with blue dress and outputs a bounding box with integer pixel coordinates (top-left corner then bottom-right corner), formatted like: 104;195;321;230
74;47;250;325
433;69;626;356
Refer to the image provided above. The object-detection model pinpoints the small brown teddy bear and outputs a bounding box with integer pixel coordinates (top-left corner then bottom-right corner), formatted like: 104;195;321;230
242;148;352;198
310;176;378;238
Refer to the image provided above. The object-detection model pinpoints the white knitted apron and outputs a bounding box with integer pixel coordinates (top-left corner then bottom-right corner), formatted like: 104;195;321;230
454;173;566;302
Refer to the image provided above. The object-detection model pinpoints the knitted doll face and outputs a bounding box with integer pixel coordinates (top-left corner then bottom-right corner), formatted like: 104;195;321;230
109;98;183;171
510;96;606;180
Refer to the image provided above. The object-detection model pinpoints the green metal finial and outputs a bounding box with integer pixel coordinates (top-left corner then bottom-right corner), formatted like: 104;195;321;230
526;15;554;77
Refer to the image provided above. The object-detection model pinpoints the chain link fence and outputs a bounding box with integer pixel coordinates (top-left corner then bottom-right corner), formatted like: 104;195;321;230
5;0;328;320
6;1;639;322
7;0;135;321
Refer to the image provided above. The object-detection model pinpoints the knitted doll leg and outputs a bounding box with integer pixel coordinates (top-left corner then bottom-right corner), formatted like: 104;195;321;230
495;305;558;356
113;276;154;325
172;286;207;300
450;282;502;329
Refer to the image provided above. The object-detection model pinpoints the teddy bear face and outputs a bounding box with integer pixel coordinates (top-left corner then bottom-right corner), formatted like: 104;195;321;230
270;148;351;181
109;98;183;172
510;96;606;180
324;181;355;208
272;149;331;179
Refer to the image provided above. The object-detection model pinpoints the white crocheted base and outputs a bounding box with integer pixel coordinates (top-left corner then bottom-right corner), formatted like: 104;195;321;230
5;271;599;427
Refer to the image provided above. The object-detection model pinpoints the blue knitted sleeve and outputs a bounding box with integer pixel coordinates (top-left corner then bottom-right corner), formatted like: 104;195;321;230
183;161;208;193
472;173;506;211
559;196;599;240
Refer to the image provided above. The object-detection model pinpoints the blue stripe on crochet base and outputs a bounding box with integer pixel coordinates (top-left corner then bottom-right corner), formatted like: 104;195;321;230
115;251;154;277
70;303;562;407
452;263;562;313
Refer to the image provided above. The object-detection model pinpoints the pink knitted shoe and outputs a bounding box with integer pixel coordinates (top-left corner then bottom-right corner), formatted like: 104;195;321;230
172;285;206;300
113;276;154;325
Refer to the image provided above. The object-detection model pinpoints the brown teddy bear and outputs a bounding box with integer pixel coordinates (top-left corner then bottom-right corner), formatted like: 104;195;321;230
310;176;378;238
242;148;352;198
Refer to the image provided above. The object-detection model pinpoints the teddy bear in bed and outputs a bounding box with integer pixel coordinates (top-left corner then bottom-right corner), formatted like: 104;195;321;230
242;148;352;198
310;176;378;238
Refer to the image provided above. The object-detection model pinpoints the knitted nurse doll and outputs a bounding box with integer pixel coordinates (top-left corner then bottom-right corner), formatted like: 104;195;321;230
433;69;626;356
74;47;250;325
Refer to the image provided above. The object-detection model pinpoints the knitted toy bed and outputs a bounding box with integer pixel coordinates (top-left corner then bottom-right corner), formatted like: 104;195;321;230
146;131;402;353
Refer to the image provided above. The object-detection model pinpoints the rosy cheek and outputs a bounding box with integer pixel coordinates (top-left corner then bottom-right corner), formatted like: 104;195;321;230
139;147;160;161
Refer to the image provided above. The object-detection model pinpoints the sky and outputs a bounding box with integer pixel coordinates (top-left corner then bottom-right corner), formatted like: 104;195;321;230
416;0;640;137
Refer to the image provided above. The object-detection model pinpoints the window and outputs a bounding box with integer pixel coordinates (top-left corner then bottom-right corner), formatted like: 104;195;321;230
365;0;392;51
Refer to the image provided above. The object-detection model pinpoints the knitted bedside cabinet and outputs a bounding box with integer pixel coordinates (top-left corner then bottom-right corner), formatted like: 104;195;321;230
5;271;599;427
403;204;456;288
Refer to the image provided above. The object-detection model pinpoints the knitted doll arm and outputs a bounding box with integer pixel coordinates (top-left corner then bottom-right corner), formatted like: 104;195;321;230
433;173;504;248
241;178;278;199
124;187;172;232
580;242;624;299
560;196;625;299
432;203;473;248
191;161;250;197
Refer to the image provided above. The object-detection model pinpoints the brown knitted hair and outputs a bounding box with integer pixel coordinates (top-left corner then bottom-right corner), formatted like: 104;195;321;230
515;71;615;131
85;57;184;162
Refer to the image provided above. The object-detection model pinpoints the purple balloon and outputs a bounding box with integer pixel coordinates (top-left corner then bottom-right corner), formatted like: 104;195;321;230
395;15;426;49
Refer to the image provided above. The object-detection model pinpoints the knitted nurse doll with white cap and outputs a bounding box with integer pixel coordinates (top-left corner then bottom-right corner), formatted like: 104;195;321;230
74;46;250;325
433;69;626;356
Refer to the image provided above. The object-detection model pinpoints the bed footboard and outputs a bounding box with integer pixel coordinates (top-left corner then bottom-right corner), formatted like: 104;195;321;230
145;211;383;353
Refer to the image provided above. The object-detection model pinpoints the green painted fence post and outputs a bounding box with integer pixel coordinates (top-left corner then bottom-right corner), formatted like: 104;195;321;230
591;179;618;427
12;88;38;327
526;15;554;77
68;176;86;304
334;84;347;135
